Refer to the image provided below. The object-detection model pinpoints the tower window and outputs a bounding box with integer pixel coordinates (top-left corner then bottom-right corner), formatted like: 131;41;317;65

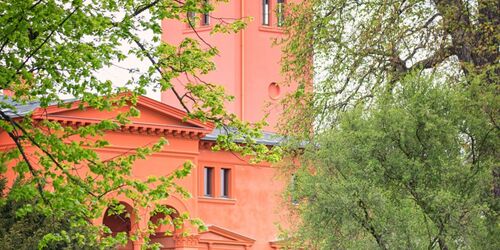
277;0;285;27
204;167;214;197
202;0;210;26
187;11;196;27
262;0;270;26
220;168;231;197
291;174;298;205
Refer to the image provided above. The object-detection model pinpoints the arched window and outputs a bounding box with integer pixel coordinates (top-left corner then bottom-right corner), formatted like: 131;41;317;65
102;202;133;235
149;206;180;249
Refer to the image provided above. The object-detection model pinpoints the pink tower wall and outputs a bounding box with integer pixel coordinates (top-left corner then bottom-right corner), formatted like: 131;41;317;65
161;0;295;132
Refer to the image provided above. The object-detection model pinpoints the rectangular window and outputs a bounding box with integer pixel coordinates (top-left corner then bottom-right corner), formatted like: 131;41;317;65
277;0;285;27
291;174;298;205
220;168;230;197
262;0;270;25
204;167;214;197
202;0;210;26
202;13;210;26
187;11;196;27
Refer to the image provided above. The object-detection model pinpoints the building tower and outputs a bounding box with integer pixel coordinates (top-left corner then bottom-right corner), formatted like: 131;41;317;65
161;0;291;132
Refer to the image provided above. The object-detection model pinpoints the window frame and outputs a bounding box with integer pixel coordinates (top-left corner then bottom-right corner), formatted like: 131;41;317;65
203;166;214;197
199;163;235;201
201;0;210;26
262;0;270;26
276;0;286;27
186;11;197;27
220;168;231;198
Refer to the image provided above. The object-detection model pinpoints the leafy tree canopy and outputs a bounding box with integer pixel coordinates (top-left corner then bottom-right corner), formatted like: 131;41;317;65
0;178;100;249
279;0;498;249
284;74;498;249
0;0;280;248
280;0;498;129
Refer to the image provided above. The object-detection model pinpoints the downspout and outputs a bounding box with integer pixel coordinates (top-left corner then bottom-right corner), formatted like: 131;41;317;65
240;0;245;120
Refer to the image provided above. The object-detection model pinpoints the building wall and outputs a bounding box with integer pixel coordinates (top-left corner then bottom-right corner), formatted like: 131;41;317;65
161;0;297;132
159;3;296;244
0;102;288;249
161;1;241;117
197;148;287;249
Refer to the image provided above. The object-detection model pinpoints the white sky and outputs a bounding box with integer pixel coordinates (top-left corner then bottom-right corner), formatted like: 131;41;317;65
94;50;162;101
93;12;161;101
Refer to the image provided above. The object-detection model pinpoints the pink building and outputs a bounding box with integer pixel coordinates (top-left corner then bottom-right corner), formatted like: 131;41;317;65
162;0;291;129
1;1;293;249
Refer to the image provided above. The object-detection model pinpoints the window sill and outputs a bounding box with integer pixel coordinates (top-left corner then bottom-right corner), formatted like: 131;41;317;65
258;26;284;34
198;196;236;205
183;25;213;34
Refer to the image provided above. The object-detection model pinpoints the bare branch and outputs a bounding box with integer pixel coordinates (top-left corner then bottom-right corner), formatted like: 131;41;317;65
186;17;217;52
410;46;454;71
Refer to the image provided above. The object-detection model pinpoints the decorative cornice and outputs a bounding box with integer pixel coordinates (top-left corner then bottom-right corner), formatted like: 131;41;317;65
199;140;216;149
173;234;200;247
27;94;216;138
27;94;214;138
39;115;210;139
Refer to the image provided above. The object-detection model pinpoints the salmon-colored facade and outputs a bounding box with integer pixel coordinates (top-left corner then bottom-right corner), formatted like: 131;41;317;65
162;0;293;130
1;1;293;249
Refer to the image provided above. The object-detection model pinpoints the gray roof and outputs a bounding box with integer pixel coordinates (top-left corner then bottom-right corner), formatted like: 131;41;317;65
201;127;283;146
0;96;42;118
0;96;80;118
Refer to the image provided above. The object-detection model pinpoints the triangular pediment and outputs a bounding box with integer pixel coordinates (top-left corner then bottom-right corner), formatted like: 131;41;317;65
199;225;255;246
31;95;213;134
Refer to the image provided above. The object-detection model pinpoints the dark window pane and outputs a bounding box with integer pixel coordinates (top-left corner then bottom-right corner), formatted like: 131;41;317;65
202;0;210;25
202;13;210;25
220;168;230;197
277;0;285;27
263;0;270;25
204;167;213;196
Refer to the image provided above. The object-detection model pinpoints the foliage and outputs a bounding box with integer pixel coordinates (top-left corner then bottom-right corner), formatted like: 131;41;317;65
279;0;499;249
284;75;499;249
0;178;101;249
0;0;280;248
280;0;498;130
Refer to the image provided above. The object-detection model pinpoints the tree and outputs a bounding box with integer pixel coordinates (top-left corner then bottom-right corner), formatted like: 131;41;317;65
0;178;100;249
278;0;498;249
280;0;498;126
0;0;280;248
283;74;498;249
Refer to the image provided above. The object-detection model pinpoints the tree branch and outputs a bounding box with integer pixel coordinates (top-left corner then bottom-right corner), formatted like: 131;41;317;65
0;110;98;198
11;6;79;82
357;199;388;250
0;111;49;204
410;46;454;71
128;33;191;113
433;0;473;66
